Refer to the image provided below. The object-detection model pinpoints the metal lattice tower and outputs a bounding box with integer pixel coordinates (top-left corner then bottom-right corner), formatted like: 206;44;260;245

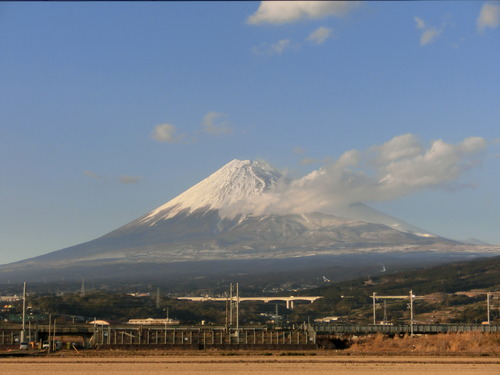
80;278;85;297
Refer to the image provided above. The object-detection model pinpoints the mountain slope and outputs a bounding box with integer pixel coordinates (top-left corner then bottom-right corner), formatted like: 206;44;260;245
15;210;450;266
1;159;498;282
333;202;434;237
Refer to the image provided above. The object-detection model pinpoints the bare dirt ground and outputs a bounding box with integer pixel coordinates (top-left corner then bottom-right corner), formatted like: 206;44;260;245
2;333;499;374
1;355;499;375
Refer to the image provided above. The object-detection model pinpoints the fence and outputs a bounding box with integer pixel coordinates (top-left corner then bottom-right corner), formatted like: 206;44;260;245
90;326;315;347
314;324;499;334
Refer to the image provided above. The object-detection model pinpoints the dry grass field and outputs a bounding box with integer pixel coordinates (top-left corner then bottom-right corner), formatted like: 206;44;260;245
344;331;500;355
0;355;499;375
1;332;499;374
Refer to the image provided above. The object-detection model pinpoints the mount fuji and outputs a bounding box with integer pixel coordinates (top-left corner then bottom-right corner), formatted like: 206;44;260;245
1;159;497;282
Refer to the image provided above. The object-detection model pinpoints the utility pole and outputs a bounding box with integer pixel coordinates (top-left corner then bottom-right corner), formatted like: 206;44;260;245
21;281;26;343
47;314;51;354
53;319;57;351
383;300;387;324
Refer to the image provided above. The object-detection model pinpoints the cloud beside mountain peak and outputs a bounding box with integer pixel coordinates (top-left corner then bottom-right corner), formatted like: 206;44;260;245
220;134;488;219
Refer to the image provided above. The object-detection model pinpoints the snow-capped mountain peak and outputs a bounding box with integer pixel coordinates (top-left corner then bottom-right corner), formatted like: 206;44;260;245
4;158;498;281
141;159;282;224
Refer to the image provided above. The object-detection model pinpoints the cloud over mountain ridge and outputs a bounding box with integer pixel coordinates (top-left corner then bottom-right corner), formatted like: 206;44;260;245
212;135;487;219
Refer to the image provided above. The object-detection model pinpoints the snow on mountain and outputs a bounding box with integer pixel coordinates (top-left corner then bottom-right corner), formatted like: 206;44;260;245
462;238;492;246
332;202;435;238
140;159;282;225
2;158;499;282
137;159;433;237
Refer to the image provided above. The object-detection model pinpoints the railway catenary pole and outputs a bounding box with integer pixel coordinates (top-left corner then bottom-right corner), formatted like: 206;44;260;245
487;292;491;325
410;290;414;337
229;283;233;329
371;290;417;335
47;314;51;354
236;282;239;343
372;292;377;325
225;292;229;331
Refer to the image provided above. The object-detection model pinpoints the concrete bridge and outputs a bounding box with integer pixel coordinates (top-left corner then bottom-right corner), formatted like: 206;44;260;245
177;296;322;309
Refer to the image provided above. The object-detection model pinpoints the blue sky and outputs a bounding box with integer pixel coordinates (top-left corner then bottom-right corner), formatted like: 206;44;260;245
1;1;499;264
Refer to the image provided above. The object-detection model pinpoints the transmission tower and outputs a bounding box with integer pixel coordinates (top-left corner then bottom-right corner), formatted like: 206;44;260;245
80;278;85;297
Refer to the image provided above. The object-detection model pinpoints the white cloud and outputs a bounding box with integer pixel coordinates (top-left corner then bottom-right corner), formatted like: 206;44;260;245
372;136;486;200
118;176;141;184
451;37;466;50
152;113;233;144
151;123;182;143
84;171;141;184
293;146;306;155
414;17;426;30
203;111;233;135
300;157;318;166
220;135;488;218
83;170;103;181
369;133;422;165
247;1;359;25
415;17;442;46
252;39;296;56
477;2;500;33
271;39;292;54
307;26;333;45
420;28;441;46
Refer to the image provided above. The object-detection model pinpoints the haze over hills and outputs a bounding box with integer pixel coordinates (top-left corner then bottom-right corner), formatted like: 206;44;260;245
1;159;498;282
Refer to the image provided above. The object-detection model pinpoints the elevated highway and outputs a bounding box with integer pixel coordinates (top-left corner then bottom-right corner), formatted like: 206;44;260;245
177;296;322;309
